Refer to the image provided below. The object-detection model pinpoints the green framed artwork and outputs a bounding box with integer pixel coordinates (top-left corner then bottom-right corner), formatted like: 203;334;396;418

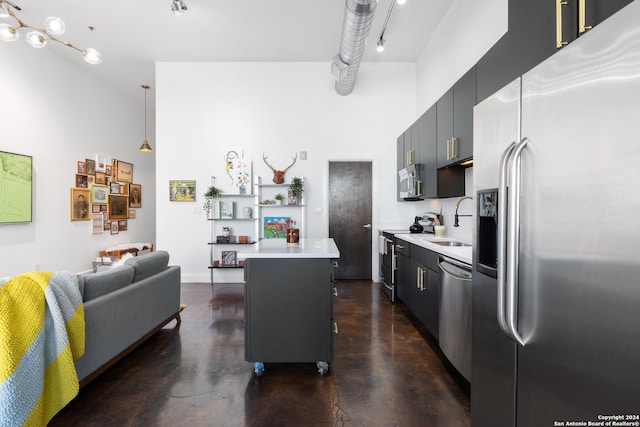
169;180;196;202
0;151;32;224
91;184;109;204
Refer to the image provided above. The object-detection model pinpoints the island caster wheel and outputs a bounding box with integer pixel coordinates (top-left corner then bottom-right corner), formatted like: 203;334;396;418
254;362;265;377
317;361;329;377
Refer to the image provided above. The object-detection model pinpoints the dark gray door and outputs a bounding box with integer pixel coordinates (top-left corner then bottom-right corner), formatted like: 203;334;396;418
328;161;372;280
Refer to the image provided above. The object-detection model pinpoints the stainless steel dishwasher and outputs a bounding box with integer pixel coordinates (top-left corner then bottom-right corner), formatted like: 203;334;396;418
438;256;472;381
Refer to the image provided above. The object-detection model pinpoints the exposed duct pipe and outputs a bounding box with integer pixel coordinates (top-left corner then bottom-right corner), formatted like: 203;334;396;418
331;0;378;96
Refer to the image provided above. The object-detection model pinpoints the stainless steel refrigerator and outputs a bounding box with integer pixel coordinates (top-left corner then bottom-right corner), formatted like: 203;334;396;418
472;1;640;425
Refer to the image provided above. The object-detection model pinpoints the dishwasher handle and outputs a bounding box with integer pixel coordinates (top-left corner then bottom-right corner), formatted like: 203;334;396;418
438;256;472;281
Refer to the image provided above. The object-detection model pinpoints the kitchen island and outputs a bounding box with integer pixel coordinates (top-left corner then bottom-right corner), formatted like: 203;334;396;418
237;238;340;376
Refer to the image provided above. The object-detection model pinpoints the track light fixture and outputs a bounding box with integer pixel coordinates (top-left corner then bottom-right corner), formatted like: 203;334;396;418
376;0;407;53
171;0;187;16
0;0;102;64
139;85;153;153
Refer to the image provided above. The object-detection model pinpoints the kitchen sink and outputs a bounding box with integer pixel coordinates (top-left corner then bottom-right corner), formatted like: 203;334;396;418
431;241;471;247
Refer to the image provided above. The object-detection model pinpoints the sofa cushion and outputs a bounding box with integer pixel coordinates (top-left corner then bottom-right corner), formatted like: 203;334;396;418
80;265;135;302
125;251;170;282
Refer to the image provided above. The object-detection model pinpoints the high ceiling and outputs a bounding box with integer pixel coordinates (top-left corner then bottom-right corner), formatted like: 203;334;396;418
6;0;455;100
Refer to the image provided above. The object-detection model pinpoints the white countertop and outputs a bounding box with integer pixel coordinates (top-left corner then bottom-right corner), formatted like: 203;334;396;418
395;234;472;265
237;238;340;259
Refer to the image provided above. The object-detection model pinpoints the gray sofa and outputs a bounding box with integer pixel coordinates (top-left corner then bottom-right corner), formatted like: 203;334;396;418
74;250;181;386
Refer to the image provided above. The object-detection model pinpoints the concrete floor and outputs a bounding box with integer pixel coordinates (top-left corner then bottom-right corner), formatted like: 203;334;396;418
50;281;470;426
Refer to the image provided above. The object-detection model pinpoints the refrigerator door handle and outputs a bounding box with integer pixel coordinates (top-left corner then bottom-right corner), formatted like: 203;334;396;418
497;141;517;337
506;137;529;347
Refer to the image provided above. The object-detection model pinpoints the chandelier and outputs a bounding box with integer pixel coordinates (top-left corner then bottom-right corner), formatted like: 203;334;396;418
0;0;102;64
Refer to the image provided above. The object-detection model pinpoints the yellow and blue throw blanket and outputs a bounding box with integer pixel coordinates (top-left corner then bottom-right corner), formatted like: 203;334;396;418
0;271;85;427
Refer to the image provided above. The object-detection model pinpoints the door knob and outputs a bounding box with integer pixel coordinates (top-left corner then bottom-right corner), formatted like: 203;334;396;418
363;224;372;228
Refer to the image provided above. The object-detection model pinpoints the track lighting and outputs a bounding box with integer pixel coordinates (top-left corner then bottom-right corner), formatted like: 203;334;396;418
376;0;407;53
171;0;187;16
376;38;385;52
0;0;102;64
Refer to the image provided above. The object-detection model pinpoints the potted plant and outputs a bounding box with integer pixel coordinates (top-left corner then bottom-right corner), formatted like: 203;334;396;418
274;193;284;205
203;185;222;217
288;177;304;205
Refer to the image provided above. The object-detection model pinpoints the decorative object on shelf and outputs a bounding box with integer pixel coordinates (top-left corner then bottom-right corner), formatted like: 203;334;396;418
288;177;304;205
139;85;153;152
203;181;222;216
286;227;300;246
239;235;248;243
263;152;297;184
221;250;237;267
169;180;196;202
0;0;102;64
224;150;251;194
219;201;234;219
274;193;284;205
264;216;291;239
222;226;230;236
243;206;253;218
70;188;91;221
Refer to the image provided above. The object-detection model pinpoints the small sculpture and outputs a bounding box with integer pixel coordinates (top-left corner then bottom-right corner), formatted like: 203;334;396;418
263;152;297;184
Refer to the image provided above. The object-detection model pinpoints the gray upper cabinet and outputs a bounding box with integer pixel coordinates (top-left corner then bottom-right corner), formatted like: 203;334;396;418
417;105;437;198
437;67;476;168
477;0;632;103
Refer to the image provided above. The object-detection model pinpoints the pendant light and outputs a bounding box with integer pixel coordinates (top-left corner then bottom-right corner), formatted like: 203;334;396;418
139;85;153;152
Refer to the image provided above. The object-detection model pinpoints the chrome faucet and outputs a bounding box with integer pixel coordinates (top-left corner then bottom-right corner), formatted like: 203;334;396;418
454;196;473;227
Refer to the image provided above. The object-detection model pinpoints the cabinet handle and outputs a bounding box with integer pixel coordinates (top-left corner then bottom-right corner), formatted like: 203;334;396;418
333;322;339;334
333;260;339;268
556;0;569;48
452;137;458;159
421;268;426;291
416;180;422;197
446;138;451;160
333;287;338;297
393;254;397;270
396;244;405;249
578;0;593;34
406;150;414;166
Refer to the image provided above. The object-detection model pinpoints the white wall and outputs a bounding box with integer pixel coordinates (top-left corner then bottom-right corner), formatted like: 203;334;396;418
156;62;416;282
0;44;156;277
397;0;509;244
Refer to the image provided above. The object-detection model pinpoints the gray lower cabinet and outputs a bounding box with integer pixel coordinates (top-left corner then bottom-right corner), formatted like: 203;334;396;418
244;258;334;364
396;242;440;339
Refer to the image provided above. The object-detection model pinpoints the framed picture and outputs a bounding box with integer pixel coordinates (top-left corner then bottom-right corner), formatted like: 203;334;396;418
119;184;128;195
129;184;141;208
95;171;107;185
100;204;108;212
106;164;112;176
92;213;104;234
108;195;129;219
85;158;96;175
77;161;86;174
116;160;133;183
70;187;91;221
169;180;196;202
118;219;128;231
221;250;237;267
92;205;101;213
110;221;119;235
91;184;109;204
75;174;88;188
129;209;137;219
110;181;120;194
110;159;117;179
95;154;106;172
263;216;292;239
0;151;32;224
219;201;234;219
103;220;111;231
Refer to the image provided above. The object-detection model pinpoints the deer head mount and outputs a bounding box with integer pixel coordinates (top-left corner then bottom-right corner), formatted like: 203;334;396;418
263;152;297;184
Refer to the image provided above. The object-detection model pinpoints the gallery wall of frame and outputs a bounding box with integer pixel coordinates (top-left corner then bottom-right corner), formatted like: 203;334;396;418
72;155;143;235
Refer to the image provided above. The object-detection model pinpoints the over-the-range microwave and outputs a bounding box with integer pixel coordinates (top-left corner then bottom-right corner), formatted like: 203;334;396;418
398;163;423;201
